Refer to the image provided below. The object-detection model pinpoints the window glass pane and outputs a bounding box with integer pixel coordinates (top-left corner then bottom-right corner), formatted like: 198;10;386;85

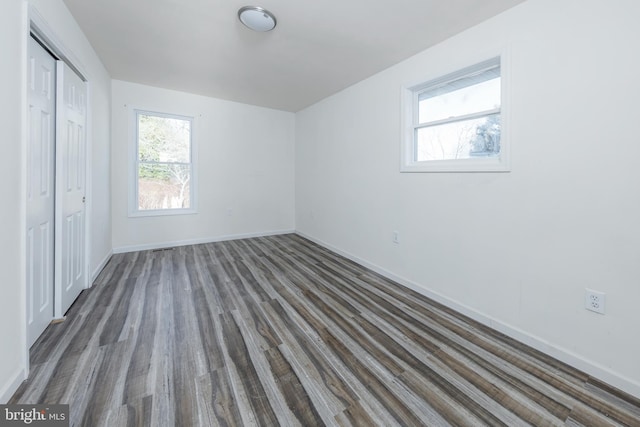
418;77;500;123
138;163;191;210
138;114;190;163
415;114;501;161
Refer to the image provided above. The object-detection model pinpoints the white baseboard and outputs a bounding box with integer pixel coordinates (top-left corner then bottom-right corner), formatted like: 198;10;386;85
91;250;113;283
0;367;26;404
112;229;296;254
296;231;640;399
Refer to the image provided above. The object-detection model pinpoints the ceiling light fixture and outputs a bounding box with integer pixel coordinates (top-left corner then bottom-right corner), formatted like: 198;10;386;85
238;6;277;32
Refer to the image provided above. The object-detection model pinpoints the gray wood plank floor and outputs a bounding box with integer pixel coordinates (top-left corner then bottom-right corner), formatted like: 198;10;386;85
11;234;640;426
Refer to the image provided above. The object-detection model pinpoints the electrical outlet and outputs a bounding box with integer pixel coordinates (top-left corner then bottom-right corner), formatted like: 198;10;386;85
392;231;400;244
585;289;606;314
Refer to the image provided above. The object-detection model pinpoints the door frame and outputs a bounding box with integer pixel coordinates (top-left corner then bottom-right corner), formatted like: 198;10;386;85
21;5;93;374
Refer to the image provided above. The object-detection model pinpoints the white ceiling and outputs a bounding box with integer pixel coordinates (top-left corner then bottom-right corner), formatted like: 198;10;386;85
62;0;526;112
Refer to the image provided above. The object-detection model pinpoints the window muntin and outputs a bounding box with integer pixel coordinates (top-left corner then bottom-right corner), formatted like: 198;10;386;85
402;56;508;172
134;111;194;213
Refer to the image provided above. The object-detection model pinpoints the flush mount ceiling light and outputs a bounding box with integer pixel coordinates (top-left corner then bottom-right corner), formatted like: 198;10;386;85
238;6;277;32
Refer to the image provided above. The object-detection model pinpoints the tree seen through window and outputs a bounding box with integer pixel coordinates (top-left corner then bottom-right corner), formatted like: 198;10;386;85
137;112;192;211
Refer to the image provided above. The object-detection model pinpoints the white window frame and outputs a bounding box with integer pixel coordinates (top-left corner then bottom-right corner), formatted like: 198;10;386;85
128;107;198;217
401;54;510;173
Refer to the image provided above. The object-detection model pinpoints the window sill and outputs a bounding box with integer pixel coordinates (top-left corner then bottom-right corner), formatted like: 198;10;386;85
400;157;510;173
128;208;198;218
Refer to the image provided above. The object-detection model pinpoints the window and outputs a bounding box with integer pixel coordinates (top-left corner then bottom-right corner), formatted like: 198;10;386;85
401;56;509;172
131;110;196;216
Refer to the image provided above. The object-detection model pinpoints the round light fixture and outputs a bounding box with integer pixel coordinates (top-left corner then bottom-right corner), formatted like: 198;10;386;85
238;6;277;32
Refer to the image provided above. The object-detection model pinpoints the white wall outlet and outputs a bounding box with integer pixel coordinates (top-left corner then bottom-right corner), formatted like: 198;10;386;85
392;231;400;244
585;289;606;314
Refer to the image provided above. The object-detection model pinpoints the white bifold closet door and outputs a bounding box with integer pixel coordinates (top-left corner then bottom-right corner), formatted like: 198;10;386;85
55;60;87;319
26;36;56;347
27;38;88;345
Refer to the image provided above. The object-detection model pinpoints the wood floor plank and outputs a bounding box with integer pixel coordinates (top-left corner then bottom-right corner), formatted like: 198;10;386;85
219;311;279;426
79;341;130;426
199;369;245;427
122;257;161;404
264;345;325;427
316;326;428;426
262;298;359;413
11;234;640;426
169;252;203;427
188;263;227;373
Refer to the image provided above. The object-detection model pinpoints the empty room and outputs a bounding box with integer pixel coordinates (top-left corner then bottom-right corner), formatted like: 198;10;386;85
1;0;640;425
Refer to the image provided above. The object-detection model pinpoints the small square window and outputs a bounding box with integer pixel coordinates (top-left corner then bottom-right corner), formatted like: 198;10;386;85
401;56;509;172
130;109;197;216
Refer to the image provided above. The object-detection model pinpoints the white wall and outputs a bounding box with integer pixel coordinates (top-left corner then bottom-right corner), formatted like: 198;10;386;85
296;0;640;397
0;0;28;404
111;80;295;251
0;0;112;402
